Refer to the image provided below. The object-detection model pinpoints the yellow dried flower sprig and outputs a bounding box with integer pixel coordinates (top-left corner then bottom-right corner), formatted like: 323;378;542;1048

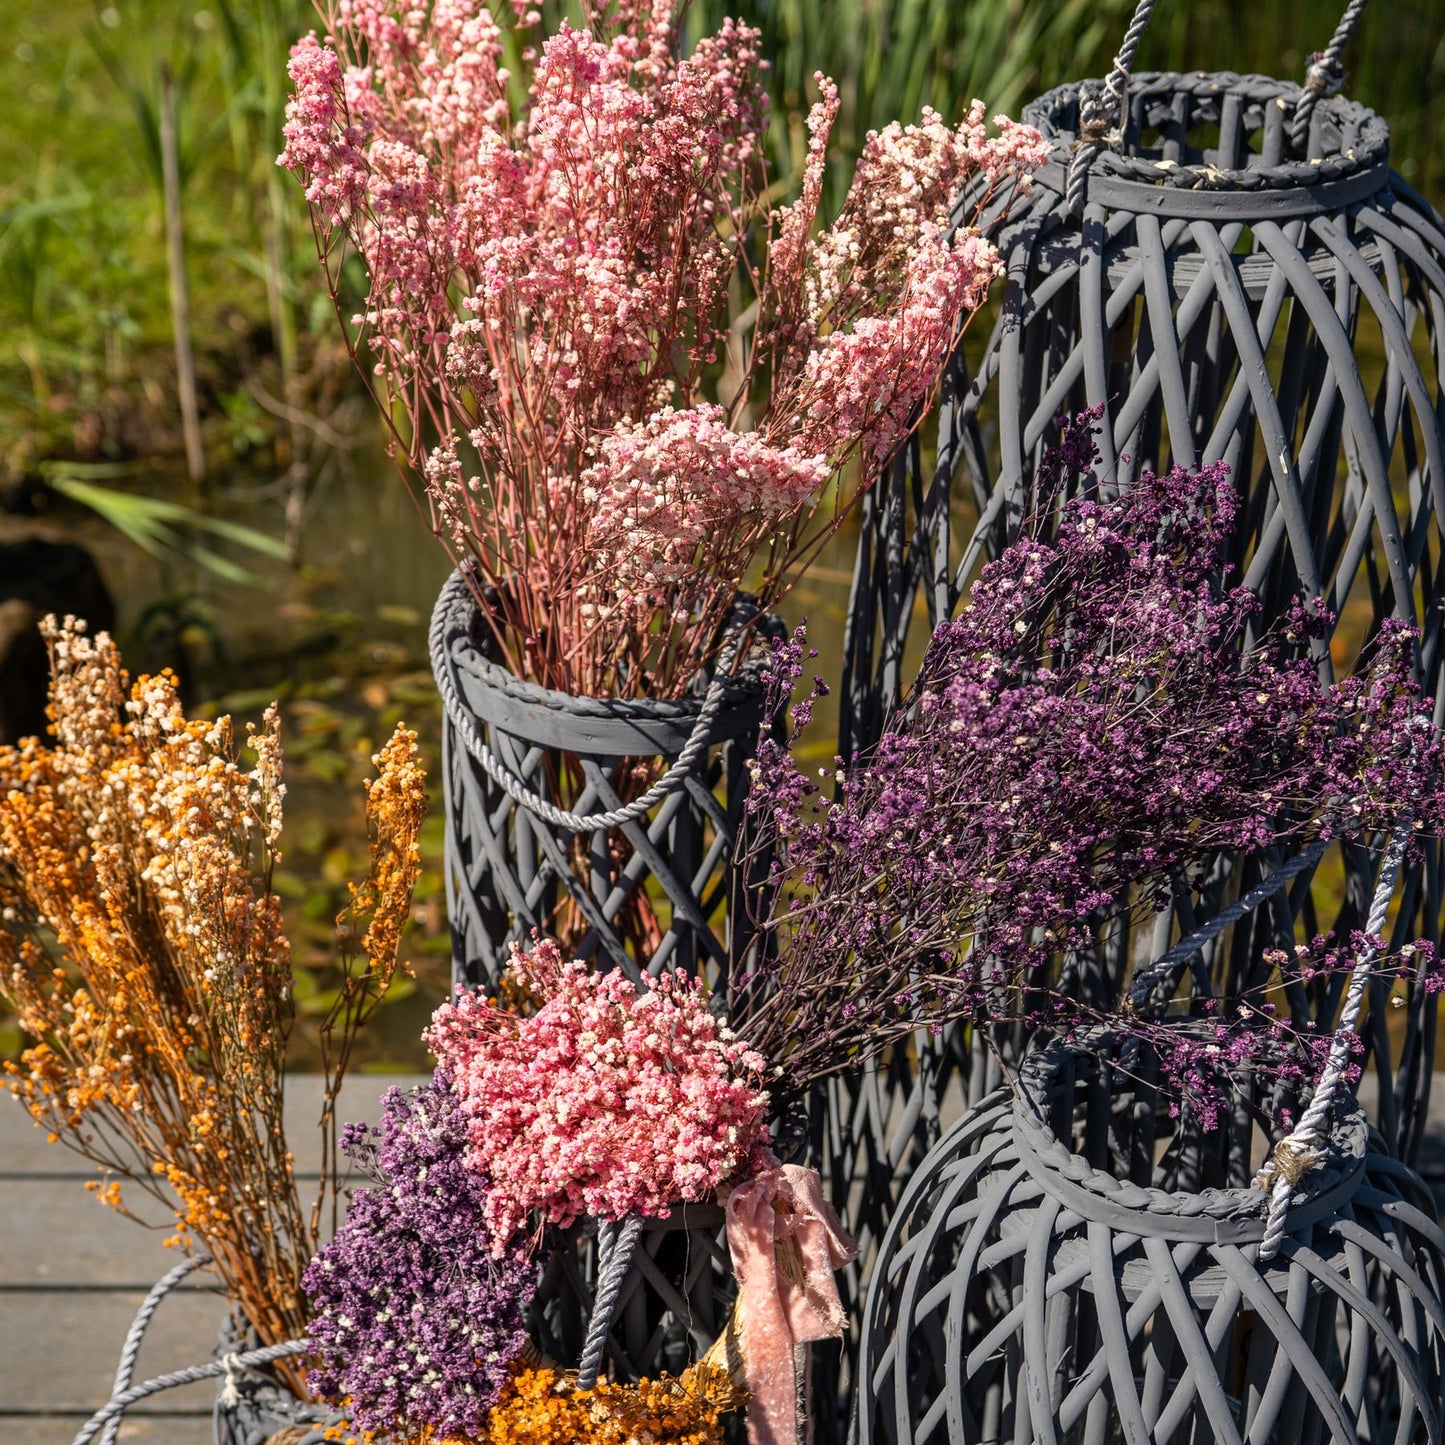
481;1360;743;1445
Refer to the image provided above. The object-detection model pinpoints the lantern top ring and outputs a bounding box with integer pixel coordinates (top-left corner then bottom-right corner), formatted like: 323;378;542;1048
1010;1029;1370;1246
1024;70;1391;221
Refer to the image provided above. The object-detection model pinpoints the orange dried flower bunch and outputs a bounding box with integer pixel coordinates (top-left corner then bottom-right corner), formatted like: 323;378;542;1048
481;1361;743;1445
0;616;425;1357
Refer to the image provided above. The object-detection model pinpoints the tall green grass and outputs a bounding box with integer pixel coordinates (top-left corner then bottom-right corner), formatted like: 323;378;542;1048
687;0;1445;209
1;0;1442;478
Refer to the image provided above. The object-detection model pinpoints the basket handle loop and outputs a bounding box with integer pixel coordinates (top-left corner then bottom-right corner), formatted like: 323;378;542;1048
1254;807;1413;1259
429;571;748;835
1065;0;1369;215
576;1214;644;1390
1065;0;1160;216
1290;0;1369;152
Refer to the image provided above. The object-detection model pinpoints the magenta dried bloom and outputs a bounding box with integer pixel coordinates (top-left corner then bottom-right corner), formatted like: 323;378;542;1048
301;1078;536;1439
739;416;1445;1092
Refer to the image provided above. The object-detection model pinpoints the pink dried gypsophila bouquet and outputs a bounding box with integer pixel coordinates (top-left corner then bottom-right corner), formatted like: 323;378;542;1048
281;0;1046;697
424;937;772;1245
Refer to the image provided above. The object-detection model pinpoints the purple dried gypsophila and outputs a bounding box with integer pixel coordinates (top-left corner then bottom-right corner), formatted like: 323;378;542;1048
736;418;1445;1095
302;1077;537;1440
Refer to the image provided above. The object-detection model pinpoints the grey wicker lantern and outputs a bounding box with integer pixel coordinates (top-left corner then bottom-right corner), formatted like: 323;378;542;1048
838;56;1445;1169
855;1027;1445;1445
431;571;781;994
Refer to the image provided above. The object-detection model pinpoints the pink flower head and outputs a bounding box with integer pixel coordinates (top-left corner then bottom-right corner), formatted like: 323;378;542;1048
424;940;772;1247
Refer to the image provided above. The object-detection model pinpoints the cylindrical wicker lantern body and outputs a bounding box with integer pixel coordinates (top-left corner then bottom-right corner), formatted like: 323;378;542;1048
856;1030;1445;1445
430;572;780;1386
432;571;780;996
839;73;1445;1168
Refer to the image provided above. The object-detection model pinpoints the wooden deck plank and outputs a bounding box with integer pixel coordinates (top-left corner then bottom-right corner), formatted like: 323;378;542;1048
0;1415;211;1445
0;1287;220;1413
0;1074;428;1440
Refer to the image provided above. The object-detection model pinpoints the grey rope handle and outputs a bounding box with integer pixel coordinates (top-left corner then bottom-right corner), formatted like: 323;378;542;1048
429;587;743;834
575;1214;644;1389
1291;0;1369;153
1065;0;1369;213
98;1253;211;1445
71;1339;312;1445
1065;0;1158;215
1127;837;1331;1010
1254;814;1413;1259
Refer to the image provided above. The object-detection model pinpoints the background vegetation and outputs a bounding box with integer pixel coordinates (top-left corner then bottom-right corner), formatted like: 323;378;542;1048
2;0;1442;1067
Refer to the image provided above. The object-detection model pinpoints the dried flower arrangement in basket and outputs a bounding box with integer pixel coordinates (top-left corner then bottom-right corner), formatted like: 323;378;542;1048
279;0;1046;700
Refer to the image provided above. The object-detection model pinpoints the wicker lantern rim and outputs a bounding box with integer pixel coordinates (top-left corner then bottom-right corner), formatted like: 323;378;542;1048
432;569;778;756
1011;1031;1369;1245
1022;70;1391;219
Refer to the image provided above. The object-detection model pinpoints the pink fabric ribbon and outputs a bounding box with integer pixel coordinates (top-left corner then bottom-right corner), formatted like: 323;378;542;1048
723;1164;858;1445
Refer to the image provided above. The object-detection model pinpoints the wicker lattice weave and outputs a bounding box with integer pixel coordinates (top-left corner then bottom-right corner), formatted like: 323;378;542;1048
840;72;1445;1169
433;571;781;997
856;1030;1445;1445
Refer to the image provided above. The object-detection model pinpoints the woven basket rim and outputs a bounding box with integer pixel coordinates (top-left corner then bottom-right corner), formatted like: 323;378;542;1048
1022;70;1390;202
1009;1027;1368;1238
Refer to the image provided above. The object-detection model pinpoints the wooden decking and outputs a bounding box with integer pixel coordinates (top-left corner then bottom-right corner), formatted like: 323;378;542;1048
0;1075;427;1445
5;1074;1445;1445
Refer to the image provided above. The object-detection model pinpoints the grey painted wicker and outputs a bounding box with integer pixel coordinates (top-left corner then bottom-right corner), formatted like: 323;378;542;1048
838;73;1445;1182
431;576;780;1387
432;569;781;995
856;1029;1445;1445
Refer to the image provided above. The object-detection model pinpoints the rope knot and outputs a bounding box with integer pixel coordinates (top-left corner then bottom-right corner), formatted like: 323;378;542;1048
217;1352;246;1408
1255;1136;1320;1193
1303;51;1347;97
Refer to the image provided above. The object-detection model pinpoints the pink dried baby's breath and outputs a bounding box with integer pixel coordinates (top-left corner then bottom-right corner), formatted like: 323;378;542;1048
424;939;772;1246
281;1;1044;696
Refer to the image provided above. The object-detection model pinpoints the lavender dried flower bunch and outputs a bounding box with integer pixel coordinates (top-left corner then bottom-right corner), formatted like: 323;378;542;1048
738;419;1444;1093
302;1077;537;1438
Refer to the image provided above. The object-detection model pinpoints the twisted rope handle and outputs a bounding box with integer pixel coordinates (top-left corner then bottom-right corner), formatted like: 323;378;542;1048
1065;0;1158;215
97;1253;211;1445
1290;0;1369;153
71;1340;313;1445
1254;815;1412;1260
576;1214;644;1390
429;574;745;834
1065;0;1370;215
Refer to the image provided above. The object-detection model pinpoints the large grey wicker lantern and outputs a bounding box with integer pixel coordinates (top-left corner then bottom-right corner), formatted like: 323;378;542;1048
838;55;1445;1167
855;1028;1445;1445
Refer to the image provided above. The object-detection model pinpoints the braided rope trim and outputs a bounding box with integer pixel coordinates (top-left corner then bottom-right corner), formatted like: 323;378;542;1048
1035;72;1390;199
429;571;761;833
1010;1029;1369;1235
432;571;769;722
1255;812;1415;1259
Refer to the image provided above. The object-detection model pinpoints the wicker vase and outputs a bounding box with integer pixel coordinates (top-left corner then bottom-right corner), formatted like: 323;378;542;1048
857;1028;1445;1445
430;569;781;997
833;77;1445;1280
